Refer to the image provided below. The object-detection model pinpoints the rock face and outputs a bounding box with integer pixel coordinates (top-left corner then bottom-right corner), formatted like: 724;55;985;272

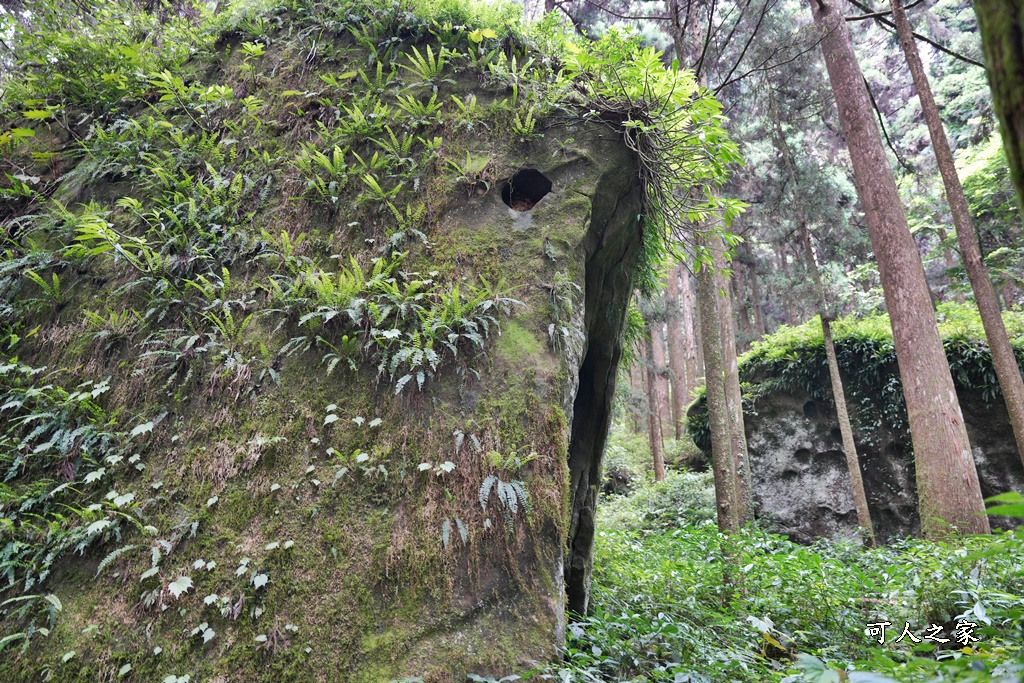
732;379;1024;542
0;7;647;681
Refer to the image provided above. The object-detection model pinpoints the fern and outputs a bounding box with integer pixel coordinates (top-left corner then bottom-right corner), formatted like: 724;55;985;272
95;544;138;577
479;474;498;511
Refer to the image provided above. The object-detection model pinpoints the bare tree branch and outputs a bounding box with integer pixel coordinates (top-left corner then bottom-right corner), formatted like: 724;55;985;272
863;75;914;172
846;0;984;68
845;0;922;21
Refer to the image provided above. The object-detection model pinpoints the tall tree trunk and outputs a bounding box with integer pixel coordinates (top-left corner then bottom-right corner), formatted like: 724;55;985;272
714;242;753;524
808;0;989;537
644;323;667;481
778;248;799;325
693;271;705;382
892;0;1024;469
822;318;876;544
696;235;739;532
741;242;768;337
629;359;644;433
769;86;877;543
680;264;700;401
666;267;689;440
651;318;672;442
801;229;877;545
936;227;966;303
1005;279;1019;308
732;269;755;352
974;0;1024;211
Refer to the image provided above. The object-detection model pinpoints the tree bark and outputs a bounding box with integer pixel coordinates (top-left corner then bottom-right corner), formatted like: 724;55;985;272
800;226;877;545
809;0;989;537
692;269;705;382
714;241;753;524
892;0;1024;469
628;358;644;433
651;317;672;442
740;242;767;337
732;269;755;352
822;318;876;545
644;323;667;482
696;234;739;532
936;227;966;303
770;80;877;543
666;267;690;440
680;264;701;402
974;0;1024;211
778;248;799;325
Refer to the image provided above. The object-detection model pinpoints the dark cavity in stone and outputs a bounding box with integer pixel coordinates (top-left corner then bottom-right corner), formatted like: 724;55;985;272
502;168;552;211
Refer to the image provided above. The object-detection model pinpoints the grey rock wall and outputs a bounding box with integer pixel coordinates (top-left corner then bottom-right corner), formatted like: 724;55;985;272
743;385;1024;542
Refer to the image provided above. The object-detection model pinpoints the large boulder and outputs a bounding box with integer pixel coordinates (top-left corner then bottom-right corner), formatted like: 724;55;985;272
687;312;1024;542
0;3;670;680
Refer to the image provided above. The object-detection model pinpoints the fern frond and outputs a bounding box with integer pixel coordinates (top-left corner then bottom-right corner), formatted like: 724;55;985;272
479;474;497;511
95;544;138;577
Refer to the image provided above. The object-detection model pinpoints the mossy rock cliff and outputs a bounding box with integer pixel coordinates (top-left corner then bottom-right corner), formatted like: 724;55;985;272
686;306;1024;542
0;0;739;680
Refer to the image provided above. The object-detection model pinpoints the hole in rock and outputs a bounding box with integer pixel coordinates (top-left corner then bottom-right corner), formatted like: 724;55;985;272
830;427;843;443
795;448;812;463
780;469;801;482
803;400;818;418
501;168;552;211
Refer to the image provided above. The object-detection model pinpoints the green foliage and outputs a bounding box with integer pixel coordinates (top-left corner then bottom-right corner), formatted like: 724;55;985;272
0;0;750;675
687;303;1024;452
0;357;153;629
599;470;717;532
533;477;1024;682
478;474;530;535
400;45;454;91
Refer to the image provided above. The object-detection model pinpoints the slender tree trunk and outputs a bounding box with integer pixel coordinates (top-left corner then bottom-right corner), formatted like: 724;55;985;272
680;264;700;401
697;234;739;532
732;270;755;352
693;272;705;382
644;323;667;481
770;81;877;543
778;248;799;325
741;242;768;337
892;0;1024;470
666;268;689;440
822;319;876;545
714;242;753;524
974;0;1024;211
800;225;878;544
628;359;644;433
809;0;989;537
936;227;966;303
651;318;672;442
1005;279;1019;308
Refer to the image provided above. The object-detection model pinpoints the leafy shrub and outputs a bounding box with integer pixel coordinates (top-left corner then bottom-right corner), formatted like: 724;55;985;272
535;480;1024;682
598;470;717;533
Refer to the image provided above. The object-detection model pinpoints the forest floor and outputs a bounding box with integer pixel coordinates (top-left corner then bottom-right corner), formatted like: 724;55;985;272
526;429;1024;683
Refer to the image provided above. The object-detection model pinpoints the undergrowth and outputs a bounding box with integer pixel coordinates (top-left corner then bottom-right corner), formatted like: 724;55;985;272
531;468;1024;682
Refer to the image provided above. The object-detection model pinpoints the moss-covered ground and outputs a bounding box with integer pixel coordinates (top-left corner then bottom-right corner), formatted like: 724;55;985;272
527;454;1024;682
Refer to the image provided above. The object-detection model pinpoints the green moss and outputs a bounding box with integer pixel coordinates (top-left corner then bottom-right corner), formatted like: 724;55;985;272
0;0;686;678
494;320;544;368
686;303;1024;452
